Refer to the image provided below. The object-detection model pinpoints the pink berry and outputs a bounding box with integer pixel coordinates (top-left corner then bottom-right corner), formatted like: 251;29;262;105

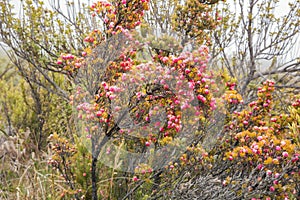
270;118;277;122
292;155;299;162
257;136;263;141
133;176;138;182
257;164;263;170
275;146;281;151
145;141;150;147
96;111;102;117
282;151;289;158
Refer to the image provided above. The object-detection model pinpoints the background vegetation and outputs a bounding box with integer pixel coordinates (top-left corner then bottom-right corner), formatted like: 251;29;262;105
0;0;299;199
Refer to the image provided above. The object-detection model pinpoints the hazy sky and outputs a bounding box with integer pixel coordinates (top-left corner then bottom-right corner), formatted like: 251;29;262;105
2;0;298;68
9;0;292;14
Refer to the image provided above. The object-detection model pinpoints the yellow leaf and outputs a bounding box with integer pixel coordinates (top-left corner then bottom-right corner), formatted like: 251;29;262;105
272;158;279;165
264;157;273;165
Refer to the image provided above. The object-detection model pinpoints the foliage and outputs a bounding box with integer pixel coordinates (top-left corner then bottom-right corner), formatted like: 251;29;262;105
173;0;222;46
0;0;299;199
